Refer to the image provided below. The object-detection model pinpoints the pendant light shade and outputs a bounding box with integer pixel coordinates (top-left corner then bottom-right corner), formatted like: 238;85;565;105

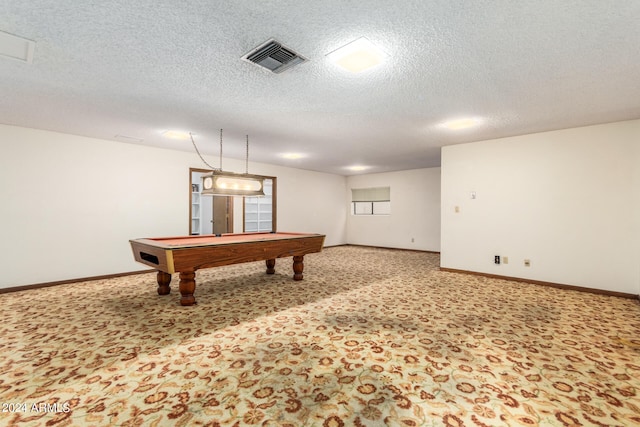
190;130;269;197
201;170;265;197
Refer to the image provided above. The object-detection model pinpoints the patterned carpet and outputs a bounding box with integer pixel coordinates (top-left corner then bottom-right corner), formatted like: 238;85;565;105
1;246;639;426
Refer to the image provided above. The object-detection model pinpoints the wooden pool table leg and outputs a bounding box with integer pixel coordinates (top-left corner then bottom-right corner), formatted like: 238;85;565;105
157;271;171;295
266;259;276;274
178;270;196;306
293;255;304;281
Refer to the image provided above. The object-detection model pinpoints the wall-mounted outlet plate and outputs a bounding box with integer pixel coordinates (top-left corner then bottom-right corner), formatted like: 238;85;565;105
494;255;500;265
524;259;531;267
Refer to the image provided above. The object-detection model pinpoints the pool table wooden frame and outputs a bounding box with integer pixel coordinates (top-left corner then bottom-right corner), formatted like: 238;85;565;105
130;232;325;306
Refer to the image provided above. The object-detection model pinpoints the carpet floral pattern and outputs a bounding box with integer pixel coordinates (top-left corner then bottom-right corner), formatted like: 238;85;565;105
1;246;639;426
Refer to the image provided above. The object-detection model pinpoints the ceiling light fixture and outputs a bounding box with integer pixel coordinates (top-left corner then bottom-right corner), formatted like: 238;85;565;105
326;37;387;73
191;129;267;197
162;130;192;140
281;153;305;159
441;117;482;130
347;165;369;172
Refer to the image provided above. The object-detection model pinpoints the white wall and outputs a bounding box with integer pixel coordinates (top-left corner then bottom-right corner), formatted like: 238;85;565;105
0;125;347;288
441;119;640;294
231;164;347;241
634;138;640;295
346;168;441;251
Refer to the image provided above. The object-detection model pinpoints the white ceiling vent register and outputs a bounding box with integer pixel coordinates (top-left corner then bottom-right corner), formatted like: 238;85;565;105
242;39;307;74
0;31;35;63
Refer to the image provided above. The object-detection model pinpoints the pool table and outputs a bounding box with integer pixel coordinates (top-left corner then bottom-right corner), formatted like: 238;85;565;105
130;232;325;306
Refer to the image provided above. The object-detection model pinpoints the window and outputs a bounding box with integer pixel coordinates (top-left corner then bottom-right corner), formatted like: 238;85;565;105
244;178;274;231
351;186;390;215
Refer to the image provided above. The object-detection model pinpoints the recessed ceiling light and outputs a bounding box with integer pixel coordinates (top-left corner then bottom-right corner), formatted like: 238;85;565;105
441;118;482;130
162;130;192;140
326;37;387;73
281;153;306;160
347;165;369;171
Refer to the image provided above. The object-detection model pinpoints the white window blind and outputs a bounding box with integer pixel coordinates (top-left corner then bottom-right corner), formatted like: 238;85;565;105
351;187;391;216
351;187;390;202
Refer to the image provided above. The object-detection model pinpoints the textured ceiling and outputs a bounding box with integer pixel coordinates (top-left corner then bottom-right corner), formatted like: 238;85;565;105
1;1;639;175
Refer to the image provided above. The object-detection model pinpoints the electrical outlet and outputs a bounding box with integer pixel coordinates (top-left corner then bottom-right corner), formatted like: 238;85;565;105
494;255;500;265
503;256;509;264
524;259;531;267
411;237;415;243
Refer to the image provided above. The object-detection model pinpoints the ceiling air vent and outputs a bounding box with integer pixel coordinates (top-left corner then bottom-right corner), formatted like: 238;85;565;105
242;39;307;74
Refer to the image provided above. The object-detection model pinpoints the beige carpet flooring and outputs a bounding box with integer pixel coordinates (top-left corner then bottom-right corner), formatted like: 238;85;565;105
1;246;639;426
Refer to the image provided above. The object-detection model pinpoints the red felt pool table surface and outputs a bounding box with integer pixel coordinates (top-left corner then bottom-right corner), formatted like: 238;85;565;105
130;231;325;306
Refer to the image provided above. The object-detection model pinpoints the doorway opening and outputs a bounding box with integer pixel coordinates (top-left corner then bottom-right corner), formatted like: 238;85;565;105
189;168;234;235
